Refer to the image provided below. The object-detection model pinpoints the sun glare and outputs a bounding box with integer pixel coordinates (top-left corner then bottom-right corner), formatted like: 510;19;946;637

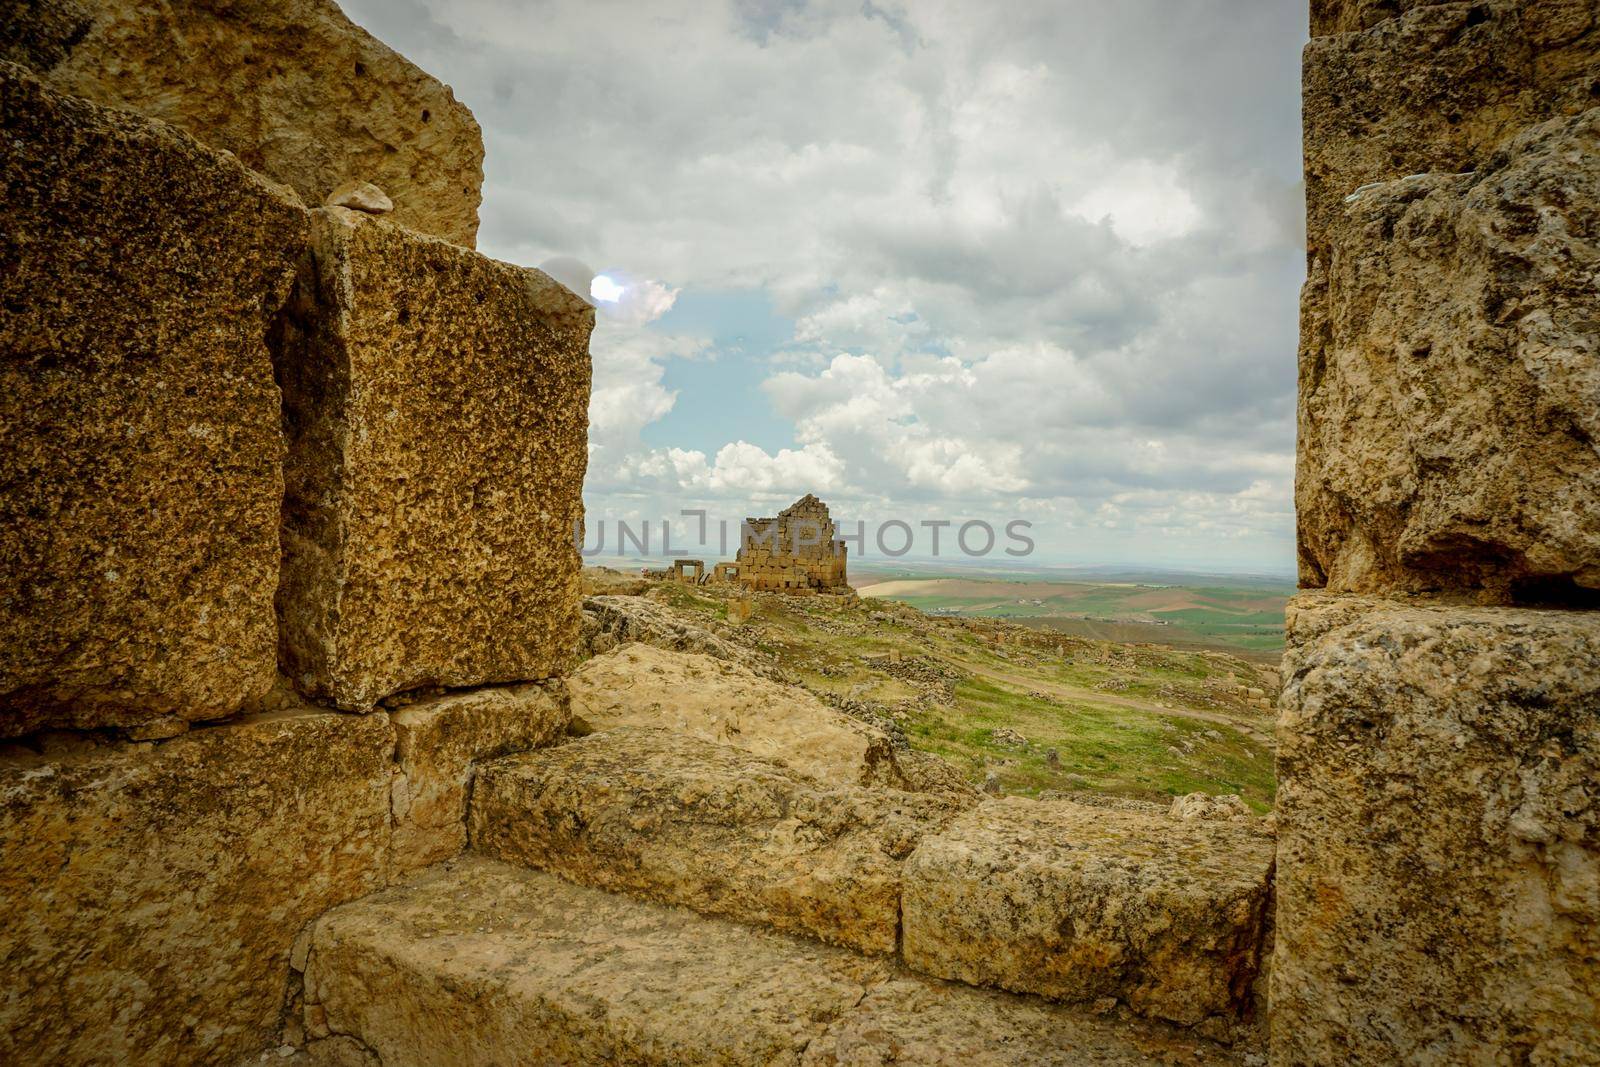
590;274;625;303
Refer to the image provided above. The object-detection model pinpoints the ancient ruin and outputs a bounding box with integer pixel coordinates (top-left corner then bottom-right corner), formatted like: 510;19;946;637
0;1;1595;1064
735;493;852;593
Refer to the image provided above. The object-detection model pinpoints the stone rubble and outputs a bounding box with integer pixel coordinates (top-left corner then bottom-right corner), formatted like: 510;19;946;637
323;179;393;215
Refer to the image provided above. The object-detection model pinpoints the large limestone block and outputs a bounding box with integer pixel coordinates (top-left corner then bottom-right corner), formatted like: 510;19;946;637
470;727;962;954
1272;592;1600;1065
389;681;569;875
902;797;1275;1030
1302;1;1599;249
275;208;592;710
0;62;304;737
1298;108;1600;598
569;643;905;787
4;0;484;246
302;856;891;1067
0;708;395;1065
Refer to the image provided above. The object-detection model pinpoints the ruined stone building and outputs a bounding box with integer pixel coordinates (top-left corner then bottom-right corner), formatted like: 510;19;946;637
734;494;851;593
0;1;1595;1065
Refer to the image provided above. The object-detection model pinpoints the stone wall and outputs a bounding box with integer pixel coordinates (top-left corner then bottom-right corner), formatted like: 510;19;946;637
0;32;587;1065
736;493;851;593
1279;1;1600;1061
0;61;301;737
2;0;485;247
274;208;592;711
1297;0;1600;598
0;709;392;1064
0;680;569;1066
1274;595;1599;1063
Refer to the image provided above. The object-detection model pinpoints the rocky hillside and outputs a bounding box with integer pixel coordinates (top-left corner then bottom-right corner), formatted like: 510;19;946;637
579;569;1280;812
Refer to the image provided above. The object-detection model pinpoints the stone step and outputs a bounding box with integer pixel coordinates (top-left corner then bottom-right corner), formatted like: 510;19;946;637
296;855;1244;1066
903;796;1276;1038
470;727;1275;1038
469;726;965;954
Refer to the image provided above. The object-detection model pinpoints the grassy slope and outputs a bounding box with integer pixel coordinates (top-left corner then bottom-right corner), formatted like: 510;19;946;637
634;580;1279;811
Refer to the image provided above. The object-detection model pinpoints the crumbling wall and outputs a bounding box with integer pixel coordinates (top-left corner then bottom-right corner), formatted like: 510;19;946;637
1;0;485;247
737;493;851;593
1277;2;1600;1062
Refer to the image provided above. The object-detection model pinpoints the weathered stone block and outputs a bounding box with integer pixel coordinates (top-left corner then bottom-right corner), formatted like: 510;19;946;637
275;208;592;710
389;681;569;875
1272;592;1600;1065
471;727;961;954
0;62;304;737
304;856;891;1067
901;797;1275;1028
3;0;485;246
0;708;394;1065
1302;1;1599;249
569;643;904;787
1297;109;1600;598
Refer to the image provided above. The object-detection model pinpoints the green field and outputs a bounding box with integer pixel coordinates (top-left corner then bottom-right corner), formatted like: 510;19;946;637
856;573;1292;658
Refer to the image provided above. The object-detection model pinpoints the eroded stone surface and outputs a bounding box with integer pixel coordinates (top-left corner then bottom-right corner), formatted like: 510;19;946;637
569;643;904;787
1168;792;1255;822
471;727;962;954
0;62;303;737
580;593;787;677
324;179;393;215
902;796;1274;1029
1273;592;1600;1065
4;0;484;246
275;208;592;710
302;856;1243;1067
1312;0;1597;39
1302;1;1599;249
1310;0;1451;36
0;709;394;1065
1298;107;1600;598
303;857;890;1067
803;978;1242;1067
389;681;569;875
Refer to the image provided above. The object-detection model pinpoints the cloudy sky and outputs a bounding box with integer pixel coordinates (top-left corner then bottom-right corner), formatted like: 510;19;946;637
345;0;1307;574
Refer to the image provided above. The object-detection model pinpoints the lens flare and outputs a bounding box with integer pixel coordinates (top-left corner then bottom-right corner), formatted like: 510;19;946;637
590;274;625;303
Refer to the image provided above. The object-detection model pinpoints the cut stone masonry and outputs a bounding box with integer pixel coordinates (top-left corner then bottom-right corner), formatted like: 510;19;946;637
2;0;486;247
0;60;302;737
737;493;852;594
1278;2;1600;1063
274;207;592;711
